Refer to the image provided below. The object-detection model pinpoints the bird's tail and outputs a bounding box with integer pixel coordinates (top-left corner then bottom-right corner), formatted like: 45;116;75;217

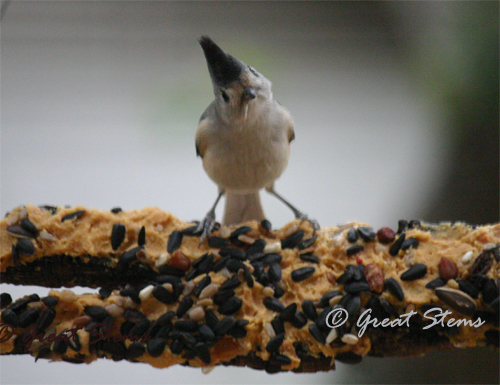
223;191;265;225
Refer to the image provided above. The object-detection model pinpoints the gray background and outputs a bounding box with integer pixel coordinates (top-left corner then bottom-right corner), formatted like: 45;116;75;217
1;1;498;384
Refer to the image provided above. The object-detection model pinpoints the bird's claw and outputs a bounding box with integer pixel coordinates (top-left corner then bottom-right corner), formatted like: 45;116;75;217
196;210;216;246
296;212;320;234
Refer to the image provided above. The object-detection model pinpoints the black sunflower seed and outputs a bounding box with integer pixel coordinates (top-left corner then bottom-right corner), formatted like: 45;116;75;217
456;279;479;299
346;245;364;256
29;294;40;302
198;324;215;341
335;352;363;364
8;298;30;313
84;306;108;322
213;316;236;335
53;336;68;354
266;333;285;353
220;275;241;291
111;223;126;251
482;279;499;304
298;236;318;250
320;291;341;307
61;210;86;222
204;310;219;330
138;226;146;246
300;253;320;263
195;342;211;364
169;338;184;355
243;265;254;288
167;230;183;253
389;234;406;256
225;258;244;273
110;207;123;214
425;278;446;289
489;297;499;312
263;253;282;266
196;253;214;274
120;284;141;304
1;309;18;327
147;338;167;357
212;256;230;272
67;332;81;352
291;267;315;282
435;287;476;316
357;227;376;242
408;220;421;229
16;238;35;256
270;353;292;366
264;297;285;313
337;264;356;284
126;342;146;360
230;226;252;238
213;290;235;306
218;296;242;315
152;285;176;304
36;307;55;331
1;293;12;308
123;309;147;324
176;296;194;318
39;205;58;214
291;311;307;329
98;287;112;299
400;264;427;281
473;274;488;290
379;297;399;318
220;247;246;260
174;319;199;332
309;323;326;344
119;246;143;266
340;294;361;318
279;303;297;322
302;300;318;321
269;263;282;282
261;219;272;232
347;227;359;243
181;225;199;236
101;341;127;359
228;323;248;339
20;219;39;238
281;230;305;249
401;237;419;250
397;220;408;233
272;284;285;298
129;319;151;338
208;236;230;249
246;238;266;257
193;275;212;297
385;278;405;301
271;316;285;335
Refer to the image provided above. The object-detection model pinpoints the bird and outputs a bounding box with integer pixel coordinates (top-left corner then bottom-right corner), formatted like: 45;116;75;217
194;36;318;243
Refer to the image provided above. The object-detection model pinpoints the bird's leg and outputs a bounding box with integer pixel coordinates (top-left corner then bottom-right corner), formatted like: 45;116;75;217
196;190;224;245
266;185;320;232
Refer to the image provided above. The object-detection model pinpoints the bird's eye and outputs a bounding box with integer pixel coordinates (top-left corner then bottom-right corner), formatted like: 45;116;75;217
220;89;229;103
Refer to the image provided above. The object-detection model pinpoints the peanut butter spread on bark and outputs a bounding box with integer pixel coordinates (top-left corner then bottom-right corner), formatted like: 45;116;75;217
1;205;498;371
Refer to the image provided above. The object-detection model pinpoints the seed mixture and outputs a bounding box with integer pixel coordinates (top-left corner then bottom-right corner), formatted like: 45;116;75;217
0;205;499;373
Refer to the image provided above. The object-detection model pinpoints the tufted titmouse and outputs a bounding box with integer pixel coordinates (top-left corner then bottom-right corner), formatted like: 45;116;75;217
195;36;318;242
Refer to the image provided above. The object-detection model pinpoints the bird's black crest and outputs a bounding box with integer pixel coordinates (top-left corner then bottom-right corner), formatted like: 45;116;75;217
199;36;244;87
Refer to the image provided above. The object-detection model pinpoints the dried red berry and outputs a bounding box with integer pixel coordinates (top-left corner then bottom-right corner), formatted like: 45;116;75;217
364;263;384;293
377;227;396;244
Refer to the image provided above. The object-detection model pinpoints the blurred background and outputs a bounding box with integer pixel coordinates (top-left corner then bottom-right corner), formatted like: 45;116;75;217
1;1;498;383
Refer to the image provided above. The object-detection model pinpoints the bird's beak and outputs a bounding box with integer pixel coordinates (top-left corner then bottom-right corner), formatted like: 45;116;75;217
242;87;256;101
199;36;246;88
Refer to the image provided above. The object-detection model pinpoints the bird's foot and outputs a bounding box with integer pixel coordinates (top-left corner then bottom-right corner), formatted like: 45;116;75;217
195;210;216;246
295;212;320;234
